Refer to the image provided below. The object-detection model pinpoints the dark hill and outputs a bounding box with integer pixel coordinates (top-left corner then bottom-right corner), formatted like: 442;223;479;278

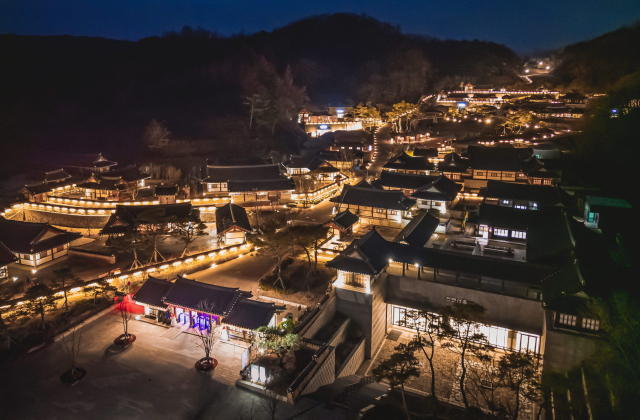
554;22;640;91
0;13;520;176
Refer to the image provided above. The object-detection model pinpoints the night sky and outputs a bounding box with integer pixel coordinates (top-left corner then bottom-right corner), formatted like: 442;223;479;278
1;0;639;52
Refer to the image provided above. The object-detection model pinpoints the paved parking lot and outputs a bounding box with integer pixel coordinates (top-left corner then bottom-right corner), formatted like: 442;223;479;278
1;309;259;420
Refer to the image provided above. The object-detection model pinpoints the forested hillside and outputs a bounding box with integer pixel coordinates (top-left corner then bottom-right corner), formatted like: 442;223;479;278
554;22;640;92
0;13;520;174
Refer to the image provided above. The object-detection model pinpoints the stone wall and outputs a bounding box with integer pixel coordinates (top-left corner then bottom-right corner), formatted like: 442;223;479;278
300;347;336;396
23;209;109;229
337;337;366;379
300;295;337;339
328;318;351;348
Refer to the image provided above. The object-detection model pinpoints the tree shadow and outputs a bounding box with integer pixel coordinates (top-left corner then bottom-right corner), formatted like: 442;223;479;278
101;343;133;360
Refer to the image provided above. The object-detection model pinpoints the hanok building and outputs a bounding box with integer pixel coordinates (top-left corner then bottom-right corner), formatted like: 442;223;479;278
0;218;81;268
331;181;416;228
437;153;470;181
134;276;276;339
76;166;150;200
382;152;436;175
473;203;574;262
371;171;438;196
100;203;198;236
410;175;463;213
467;145;533;182
154;185;179;205
19;169;82;202
215;203;252;245
281;155;341;182
325;210;359;241
326;222;570;358
317;150;364;171
480;180;572;210
521;156;561;186
202;161;295;203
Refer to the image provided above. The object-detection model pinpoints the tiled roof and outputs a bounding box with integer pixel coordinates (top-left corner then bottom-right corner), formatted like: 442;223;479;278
468;145;532;172
283;155;325;170
373;171;437;190
480;180;570;205
216;203;251;233
0;218;81;254
331;185;416;210
154;185;179;196
203;164;282;183
223;298;276;330
132;276;174;309
100;203;196;235
227;178;295;192
393;211;439;247
411;175;462;201
383;152;435;171
327;226;553;283
437;153;470;173
327;210;359;231
326;228;393;275
163;276;242;315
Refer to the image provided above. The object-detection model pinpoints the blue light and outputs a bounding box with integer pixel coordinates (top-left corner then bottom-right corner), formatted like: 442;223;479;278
336;109;344;113
457;102;467;108
319;124;329;130
611;109;617;113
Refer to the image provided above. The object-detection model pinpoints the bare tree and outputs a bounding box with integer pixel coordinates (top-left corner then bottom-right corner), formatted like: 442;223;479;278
114;298;136;347
441;303;492;413
51;267;82;311
59;329;85;382
404;309;441;405
260;385;282;420
234;400;260;420
194;301;217;371
144;119;171;149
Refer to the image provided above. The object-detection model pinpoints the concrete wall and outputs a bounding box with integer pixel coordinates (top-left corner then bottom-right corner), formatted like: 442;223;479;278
337;337;366;379
23;209;110;229
335;274;389;358
542;312;598;372
328;318;351;348
386;275;545;335
301;296;337;339
300;347;336;396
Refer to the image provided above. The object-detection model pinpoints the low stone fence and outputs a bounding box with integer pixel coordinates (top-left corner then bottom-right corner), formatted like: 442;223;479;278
23;208;110;228
296;294;336;339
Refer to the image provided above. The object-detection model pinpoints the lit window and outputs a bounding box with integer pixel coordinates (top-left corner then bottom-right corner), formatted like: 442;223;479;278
559;313;576;326
582;318;599;330
514;205;527;210
502;200;511;205
511;231;526;239
494;228;509;237
375;208;385;214
543;179;552;186
389;210;398;215
491;173;500;177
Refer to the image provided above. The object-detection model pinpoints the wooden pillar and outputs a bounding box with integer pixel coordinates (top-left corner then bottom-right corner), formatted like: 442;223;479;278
477;276;482;290
402;264;405;276
501;279;505;294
